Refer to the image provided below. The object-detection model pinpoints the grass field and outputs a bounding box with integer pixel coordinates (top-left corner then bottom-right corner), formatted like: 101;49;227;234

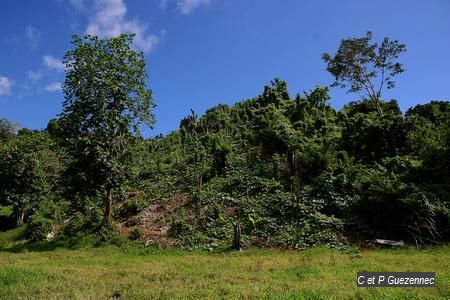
0;235;448;299
0;206;448;299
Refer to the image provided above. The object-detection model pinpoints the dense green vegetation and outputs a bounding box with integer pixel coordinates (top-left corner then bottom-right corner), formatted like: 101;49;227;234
0;32;449;251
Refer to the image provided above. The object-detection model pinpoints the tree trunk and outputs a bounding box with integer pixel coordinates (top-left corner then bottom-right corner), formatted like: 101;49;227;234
374;99;384;117
104;187;112;223
16;207;24;227
233;221;241;251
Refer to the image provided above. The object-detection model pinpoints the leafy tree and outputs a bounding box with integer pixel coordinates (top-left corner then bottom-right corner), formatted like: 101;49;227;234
340;111;407;160
0;131;51;226
0;118;19;141
58;34;155;222
322;31;406;117
340;99;401;118
260;78;290;107
405;101;450;126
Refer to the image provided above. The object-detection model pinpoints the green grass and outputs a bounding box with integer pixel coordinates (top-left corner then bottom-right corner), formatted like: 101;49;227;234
0;242;448;299
0;205;13;217
0;225;27;247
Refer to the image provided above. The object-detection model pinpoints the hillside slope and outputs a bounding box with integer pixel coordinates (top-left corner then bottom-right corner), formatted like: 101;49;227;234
110;80;449;249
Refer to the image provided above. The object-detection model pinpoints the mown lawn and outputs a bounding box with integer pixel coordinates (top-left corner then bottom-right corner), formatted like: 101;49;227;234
0;241;448;299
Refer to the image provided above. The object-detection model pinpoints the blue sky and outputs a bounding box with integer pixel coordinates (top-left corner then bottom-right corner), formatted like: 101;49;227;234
1;0;449;137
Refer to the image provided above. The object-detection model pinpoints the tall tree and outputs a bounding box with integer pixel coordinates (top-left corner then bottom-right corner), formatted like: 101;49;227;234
0;131;51;226
322;31;406;117
58;34;155;222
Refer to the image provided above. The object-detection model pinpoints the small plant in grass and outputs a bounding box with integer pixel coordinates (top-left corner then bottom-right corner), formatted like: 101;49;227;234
130;227;143;240
123;198;147;215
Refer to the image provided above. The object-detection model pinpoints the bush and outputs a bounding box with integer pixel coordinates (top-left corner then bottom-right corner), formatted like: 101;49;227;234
60;206;104;239
123;198;147;215
98;223;118;242
27;214;53;241
61;214;85;237
168;218;191;238
130;227;143;240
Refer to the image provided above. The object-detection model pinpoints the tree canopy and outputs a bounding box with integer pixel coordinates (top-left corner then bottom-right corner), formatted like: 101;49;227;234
0;118;20;141
322;31;406;117
0;131;53;226
58;34;155;222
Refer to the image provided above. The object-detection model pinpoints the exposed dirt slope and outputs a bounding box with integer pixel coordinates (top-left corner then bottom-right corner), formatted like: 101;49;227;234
117;192;195;246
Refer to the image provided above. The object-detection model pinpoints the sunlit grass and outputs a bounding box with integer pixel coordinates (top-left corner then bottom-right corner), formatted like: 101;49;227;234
0;226;27;248
0;205;13;217
0;244;448;299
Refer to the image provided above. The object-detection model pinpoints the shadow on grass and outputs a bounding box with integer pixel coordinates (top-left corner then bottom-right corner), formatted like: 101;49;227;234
0;215;15;231
0;233;106;253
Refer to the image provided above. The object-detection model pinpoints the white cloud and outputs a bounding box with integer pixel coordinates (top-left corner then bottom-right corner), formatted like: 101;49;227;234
0;76;14;96
43;55;65;72
45;82;62;92
86;0;160;53
27;70;43;81
177;0;210;14
24;25;41;49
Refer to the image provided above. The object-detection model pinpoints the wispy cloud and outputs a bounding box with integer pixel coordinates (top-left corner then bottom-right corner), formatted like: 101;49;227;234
86;0;160;53
69;0;87;12
27;70;44;82
0;76;14;96
43;55;65;72
45;82;62;92
2;25;41;49
177;0;210;14
159;0;169;10
24;25;41;49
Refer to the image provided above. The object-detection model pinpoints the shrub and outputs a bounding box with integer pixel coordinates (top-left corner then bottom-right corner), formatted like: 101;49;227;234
130;227;143;240
123;198;147;215
168;218;191;238
98;223;117;242
27;214;53;241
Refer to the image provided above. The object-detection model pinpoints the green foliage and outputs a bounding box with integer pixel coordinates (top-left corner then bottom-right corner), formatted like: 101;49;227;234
406;100;450;126
58;34;155;221
0;131;56;226
339;111;407;160
130;75;448;247
129;227;143;240
98;223;119;242
59;206;104;239
27;214;53;242
0;118;19;141
322;31;406;116
168;217;192;238
122;198;147;215
1;31;448;250
61;214;88;238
